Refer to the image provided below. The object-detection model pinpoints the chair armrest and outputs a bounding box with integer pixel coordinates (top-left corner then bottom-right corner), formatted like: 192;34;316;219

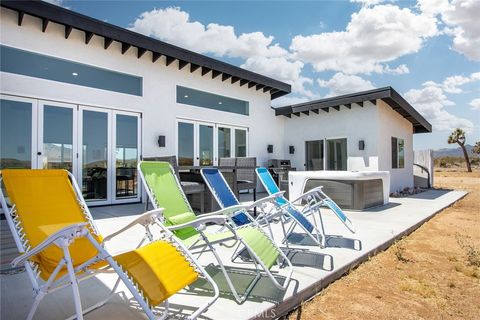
290;186;324;204
247;191;285;209
167;215;227;231
12;223;89;267
103;208;164;242
195;204;250;219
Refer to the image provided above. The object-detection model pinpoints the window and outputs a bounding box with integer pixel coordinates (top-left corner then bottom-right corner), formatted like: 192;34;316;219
326;138;347;171
218;127;231;158
235;129;247;157
0;45;142;96
177;86;249;115
391;137;405;169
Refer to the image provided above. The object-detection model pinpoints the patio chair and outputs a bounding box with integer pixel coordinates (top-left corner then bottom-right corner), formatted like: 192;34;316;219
0;169;218;320
219;157;257;200
138;161;293;304
144;156;205;213
256;167;355;244
202;168;326;248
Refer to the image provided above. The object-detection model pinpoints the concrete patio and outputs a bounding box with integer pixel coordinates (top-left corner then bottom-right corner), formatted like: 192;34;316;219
0;189;467;320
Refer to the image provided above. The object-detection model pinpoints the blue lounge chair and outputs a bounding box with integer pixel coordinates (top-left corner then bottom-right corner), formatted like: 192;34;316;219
201;168;327;249
256;167;356;242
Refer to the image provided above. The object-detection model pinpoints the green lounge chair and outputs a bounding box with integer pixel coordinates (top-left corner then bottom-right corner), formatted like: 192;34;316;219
138;161;293;303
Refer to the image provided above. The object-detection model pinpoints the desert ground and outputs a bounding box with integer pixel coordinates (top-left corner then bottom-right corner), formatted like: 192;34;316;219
287;170;480;320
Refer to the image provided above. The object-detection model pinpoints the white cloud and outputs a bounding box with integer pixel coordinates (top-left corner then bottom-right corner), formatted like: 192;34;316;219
419;0;480;60
129;7;314;96
422;71;480;93
469;98;480;110
404;84;473;132
318;73;375;97
290;4;438;74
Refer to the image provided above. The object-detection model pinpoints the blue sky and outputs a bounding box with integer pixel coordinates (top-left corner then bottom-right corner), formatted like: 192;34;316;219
58;0;479;150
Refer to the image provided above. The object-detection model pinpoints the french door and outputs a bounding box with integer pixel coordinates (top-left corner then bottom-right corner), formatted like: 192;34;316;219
177;119;248;166
0;95;141;205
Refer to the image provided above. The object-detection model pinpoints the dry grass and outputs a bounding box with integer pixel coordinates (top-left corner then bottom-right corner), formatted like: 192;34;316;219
287;170;480;320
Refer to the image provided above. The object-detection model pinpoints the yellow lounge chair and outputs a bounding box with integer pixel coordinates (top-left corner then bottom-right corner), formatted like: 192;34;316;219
0;169;219;320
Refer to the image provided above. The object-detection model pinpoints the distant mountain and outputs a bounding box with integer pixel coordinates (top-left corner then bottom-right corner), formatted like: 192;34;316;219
433;144;476;158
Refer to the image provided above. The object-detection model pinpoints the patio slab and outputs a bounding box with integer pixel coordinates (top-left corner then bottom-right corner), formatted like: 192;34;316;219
0;189;467;320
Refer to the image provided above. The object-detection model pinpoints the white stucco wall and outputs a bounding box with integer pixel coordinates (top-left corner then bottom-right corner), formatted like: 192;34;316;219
0;8;286;167
282;101;380;171
376;100;414;192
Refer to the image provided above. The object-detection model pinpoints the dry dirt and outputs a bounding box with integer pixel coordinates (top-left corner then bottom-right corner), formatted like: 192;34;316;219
287;170;480;320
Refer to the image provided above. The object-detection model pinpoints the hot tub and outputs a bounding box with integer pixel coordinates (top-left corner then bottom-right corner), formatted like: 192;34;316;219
289;171;390;210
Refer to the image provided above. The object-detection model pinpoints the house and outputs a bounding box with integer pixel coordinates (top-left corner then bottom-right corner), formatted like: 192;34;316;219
0;1;432;208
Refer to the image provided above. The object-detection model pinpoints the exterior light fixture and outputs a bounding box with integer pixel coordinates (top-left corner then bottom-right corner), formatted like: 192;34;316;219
359;140;365;150
289;146;295;154
158;135;166;147
72;72;78;76
184;95;188;98
267;144;273;153
218;101;222;105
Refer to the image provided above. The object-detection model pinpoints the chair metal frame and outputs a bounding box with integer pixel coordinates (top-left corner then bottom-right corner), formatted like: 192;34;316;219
0;171;218;320
138;162;293;304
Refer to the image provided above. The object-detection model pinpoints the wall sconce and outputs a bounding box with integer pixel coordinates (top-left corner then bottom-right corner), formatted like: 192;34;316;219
267;144;273;153
359;140;365;150
158;135;166;147
289;146;295;154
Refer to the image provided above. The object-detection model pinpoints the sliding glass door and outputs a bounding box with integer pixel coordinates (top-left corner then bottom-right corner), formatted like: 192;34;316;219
326;138;347;171
305;140;324;170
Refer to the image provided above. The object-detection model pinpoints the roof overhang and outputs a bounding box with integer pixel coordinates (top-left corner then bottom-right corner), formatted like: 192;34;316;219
274;87;432;133
1;0;291;99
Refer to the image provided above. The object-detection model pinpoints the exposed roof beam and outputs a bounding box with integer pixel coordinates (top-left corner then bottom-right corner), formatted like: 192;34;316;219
370;99;377;105
42;18;49;32
311;109;319;114
201;67;211;76
332;105;340;111
283;114;291;118
17;11;24;26
293;112;300;117
322;107;329;113
64;25;72;39
121;43;130;54
357;101;364;107
231;76;240;84
222;73;231;81
85;31;93;44
212;70;221;79
190;63;200;72
256;84;265;91
165;56;176;66
178;60;188;70
104;37;113;49
240;79;249;87
152;52;161;63
137;48;146;58
263;86;271;93
248;82;256;88
344;103;351;109
302;111;309;115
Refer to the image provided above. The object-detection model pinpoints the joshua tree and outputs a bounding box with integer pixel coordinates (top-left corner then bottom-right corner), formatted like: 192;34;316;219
448;128;471;172
473;141;480;156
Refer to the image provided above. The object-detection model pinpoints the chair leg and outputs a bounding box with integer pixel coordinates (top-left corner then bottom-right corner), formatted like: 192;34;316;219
63;246;84;320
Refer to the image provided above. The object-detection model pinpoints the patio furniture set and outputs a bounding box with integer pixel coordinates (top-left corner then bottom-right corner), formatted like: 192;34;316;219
0;161;356;320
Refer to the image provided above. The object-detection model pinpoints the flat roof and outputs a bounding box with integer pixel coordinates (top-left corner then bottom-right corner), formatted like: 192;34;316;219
274;87;432;133
1;0;291;99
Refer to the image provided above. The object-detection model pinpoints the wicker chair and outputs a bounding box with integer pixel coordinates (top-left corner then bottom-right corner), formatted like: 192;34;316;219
143;156;205;212
235;157;257;201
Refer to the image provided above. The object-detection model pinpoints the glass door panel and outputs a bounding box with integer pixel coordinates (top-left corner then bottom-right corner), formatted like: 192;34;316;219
178;121;194;166
115;114;139;200
81;110;109;202
218;127;231;158
199;124;214;166
327;138;347;171
0;98;35;169
306;140;324;170
234;129;247;157
41;105;74;171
